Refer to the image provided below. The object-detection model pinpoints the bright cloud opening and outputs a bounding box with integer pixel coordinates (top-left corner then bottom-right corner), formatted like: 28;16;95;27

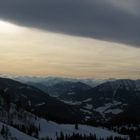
0;20;21;33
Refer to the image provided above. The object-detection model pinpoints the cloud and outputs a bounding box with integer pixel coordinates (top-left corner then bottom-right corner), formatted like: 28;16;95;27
0;0;140;47
106;0;140;16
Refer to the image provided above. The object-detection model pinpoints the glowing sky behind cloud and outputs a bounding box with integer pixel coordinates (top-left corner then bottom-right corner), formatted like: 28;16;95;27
0;20;20;33
0;21;140;79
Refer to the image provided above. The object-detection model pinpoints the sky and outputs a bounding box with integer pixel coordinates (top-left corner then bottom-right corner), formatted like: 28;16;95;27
0;0;140;79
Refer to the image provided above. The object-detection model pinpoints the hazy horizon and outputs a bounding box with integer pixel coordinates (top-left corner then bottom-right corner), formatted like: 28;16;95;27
0;0;140;79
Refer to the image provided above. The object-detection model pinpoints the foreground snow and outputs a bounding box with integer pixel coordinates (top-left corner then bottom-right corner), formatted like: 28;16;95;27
0;118;129;140
39;118;129;140
0;122;37;140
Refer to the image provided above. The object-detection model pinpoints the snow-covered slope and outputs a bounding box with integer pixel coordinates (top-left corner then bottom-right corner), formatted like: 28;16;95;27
38;118;129;140
0;118;129;140
58;79;140;121
0;122;37;140
0;77;83;123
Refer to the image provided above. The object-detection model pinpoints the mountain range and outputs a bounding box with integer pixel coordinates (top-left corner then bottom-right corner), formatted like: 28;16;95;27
59;79;140;122
0;77;140;124
0;78;83;123
1;77;140;139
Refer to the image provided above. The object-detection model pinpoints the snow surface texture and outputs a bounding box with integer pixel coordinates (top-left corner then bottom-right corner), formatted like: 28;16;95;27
39;118;129;140
84;104;93;110
94;101;123;117
0;118;129;140
0;122;37;140
59;98;92;105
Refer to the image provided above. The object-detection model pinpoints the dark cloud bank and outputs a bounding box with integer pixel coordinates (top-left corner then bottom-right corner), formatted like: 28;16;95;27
0;0;140;47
